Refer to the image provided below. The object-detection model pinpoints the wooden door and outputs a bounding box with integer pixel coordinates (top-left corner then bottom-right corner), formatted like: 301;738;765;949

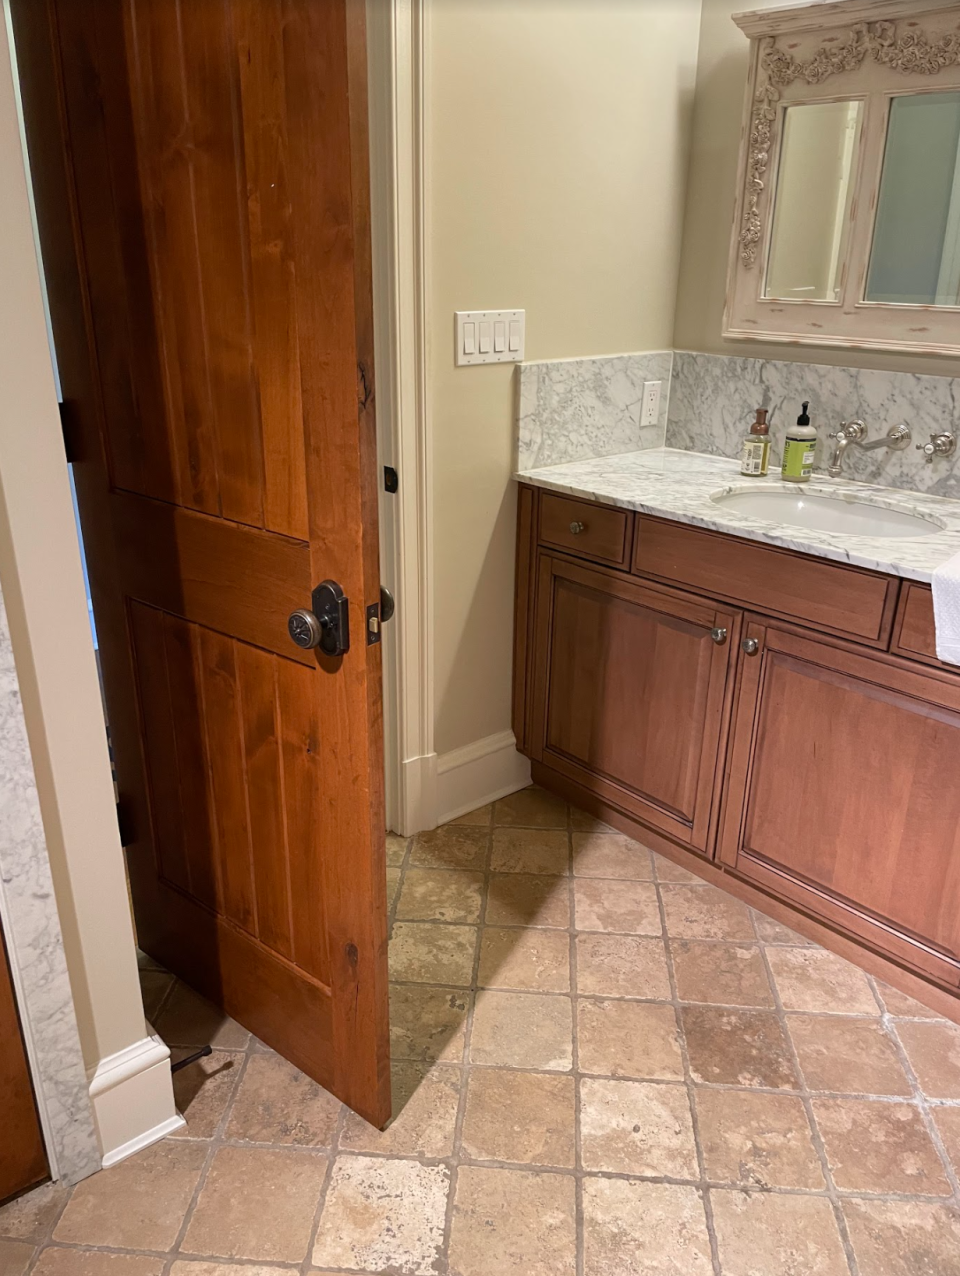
12;0;390;1124
530;554;739;853
1;925;47;1203
720;620;960;986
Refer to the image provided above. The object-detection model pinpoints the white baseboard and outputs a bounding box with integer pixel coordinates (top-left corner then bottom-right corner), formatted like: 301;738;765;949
89;1033;183;1168
392;751;439;837
436;730;531;826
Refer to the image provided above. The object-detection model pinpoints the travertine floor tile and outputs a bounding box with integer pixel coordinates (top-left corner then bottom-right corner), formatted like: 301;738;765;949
574;877;661;935
695;1088;824;1189
788;1015;911;1096
682;1005;798;1088
485;873;570;928
813;1097;951;1195
576;933;671;999
843;1197;960;1276
572;832;653;880
225;1050;341;1145
671;940;774;1008
183;1146;324;1263
493;786;568;829
579;1078;698;1177
396;868;485;923
447;1166;575;1276
169;1266;290;1275
0;1241;34;1276
0;1182;69;1242
477;926;570;991
490;828;569;876
389;922;478;986
895;1019;960;1100
765;946;877;1015
32;1253;163;1276
139;969;175;1020
386;832;409;866
54;1140;206;1251
651;853;704;884
339;1062;460;1158
448;804;492;826
577;999;683;1080
570;810;616;833
460;1069;575;1167
581;1177;713;1276
751;910;815;946
170;1049;243;1139
410;825;487;870
386;865;402;909
388;983;469;1063
312;1155;448;1275
932;1104;960;1173
155;983;250;1050
875;980;944;1019
470;991;573;1071
711;1189;849;1276
660;883;755;941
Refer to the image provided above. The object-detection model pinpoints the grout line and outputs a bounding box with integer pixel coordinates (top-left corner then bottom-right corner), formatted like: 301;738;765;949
299;1103;348;1275
567;806;586;1276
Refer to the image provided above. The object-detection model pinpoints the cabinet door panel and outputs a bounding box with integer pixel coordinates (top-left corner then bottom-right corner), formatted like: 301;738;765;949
721;623;960;983
532;554;737;852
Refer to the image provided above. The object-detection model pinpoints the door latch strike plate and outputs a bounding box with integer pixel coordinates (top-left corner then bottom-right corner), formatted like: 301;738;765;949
366;602;381;645
383;466;399;494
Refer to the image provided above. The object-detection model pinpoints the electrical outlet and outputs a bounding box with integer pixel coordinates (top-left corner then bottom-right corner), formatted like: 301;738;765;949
641;380;662;429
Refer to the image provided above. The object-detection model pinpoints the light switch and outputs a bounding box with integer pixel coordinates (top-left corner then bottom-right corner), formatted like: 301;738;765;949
455;310;525;366
509;320;521;352
478;321;492;354
463;322;476;355
494;321;506;353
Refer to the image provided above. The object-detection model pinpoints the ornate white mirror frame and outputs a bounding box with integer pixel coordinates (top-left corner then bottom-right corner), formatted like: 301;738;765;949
724;0;960;356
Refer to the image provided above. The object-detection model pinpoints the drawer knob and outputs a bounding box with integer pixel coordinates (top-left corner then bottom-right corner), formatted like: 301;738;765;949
710;627;728;645
741;637;760;656
569;520;586;535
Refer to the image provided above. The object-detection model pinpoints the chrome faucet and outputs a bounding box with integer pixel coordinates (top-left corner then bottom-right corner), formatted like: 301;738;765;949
826;420;912;478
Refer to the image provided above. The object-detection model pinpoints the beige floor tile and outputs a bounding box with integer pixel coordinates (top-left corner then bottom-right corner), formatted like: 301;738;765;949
386;832;409;866
490;828;569;876
169;1265;291;1275
225;1050;341;1146
875;980;945;1019
0;1242;34;1276
485;873;570;929
410;826;488;870
843;1198;960;1276
695;1088;824;1189
386;865;402;910
54;1140;206;1251
582;1177;713;1276
154;983;250;1050
577;999;683;1080
682;1005;799;1089
170;1048;243;1139
895;1019;960;1100
477;927;570;992
570;809;616;834
660;883;754;941
32;1253;164;1276
0;1183;69;1242
788;1015;911;1096
651;854;704;885
396;868;485;923
576;933;671;999
460;1069;575;1167
752;910;815;945
672;940;774;1008
339;1062;461;1158
183;1145;324;1263
711;1190;849;1276
933;1104;960;1172
574;878;661;936
813;1097;951;1195
579;1078;698;1177
572;832;653;880
493;786;568;829
470;991;573;1071
766;946;878;1015
389;984;469;1063
312;1155;448;1275
139;969;175;1020
448;803;493;826
389;922;478;986
448;1166;575;1276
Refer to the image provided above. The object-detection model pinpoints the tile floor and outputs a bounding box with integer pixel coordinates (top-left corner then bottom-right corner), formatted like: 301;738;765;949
4;786;960;1274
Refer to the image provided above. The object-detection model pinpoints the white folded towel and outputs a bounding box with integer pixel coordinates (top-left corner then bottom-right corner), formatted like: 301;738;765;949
932;549;960;666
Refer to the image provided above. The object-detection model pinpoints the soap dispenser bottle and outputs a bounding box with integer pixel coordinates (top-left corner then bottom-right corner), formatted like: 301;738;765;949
740;408;771;477
781;402;817;484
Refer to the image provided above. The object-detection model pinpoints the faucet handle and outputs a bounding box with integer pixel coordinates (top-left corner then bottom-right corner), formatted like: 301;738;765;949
916;432;957;463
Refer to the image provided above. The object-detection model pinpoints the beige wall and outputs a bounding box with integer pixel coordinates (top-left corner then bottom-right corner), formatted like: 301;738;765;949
428;0;703;756
672;0;960;378
0;13;147;1071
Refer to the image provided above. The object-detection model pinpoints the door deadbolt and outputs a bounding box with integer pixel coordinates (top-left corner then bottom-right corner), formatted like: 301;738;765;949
288;580;350;657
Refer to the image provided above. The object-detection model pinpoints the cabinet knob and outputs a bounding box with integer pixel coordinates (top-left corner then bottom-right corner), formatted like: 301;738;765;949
569;521;585;535
741;637;760;656
710;627;728;645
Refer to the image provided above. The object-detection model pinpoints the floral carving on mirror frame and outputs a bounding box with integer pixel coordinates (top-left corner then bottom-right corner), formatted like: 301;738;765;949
739;20;960;268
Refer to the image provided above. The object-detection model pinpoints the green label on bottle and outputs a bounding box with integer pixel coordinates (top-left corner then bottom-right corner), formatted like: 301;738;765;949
781;437;816;480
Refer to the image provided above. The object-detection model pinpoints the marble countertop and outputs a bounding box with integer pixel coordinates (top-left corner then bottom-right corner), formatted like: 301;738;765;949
516;448;960;583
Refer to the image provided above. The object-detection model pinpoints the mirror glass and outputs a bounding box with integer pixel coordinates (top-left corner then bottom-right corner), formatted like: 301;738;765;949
866;92;960;306
764;100;862;303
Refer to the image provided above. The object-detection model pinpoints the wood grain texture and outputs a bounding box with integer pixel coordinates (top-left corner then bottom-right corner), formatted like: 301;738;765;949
891;581;946;670
0;927;48;1204
539;492;631;567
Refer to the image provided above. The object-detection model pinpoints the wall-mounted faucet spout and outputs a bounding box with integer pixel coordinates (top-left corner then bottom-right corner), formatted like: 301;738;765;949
826;421;911;478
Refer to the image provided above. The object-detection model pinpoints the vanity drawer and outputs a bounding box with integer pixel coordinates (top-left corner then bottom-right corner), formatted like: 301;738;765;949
892;583;947;670
538;493;632;568
632;515;898;646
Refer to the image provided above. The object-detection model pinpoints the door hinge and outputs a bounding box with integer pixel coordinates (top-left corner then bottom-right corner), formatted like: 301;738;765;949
116;797;135;848
59;401;80;464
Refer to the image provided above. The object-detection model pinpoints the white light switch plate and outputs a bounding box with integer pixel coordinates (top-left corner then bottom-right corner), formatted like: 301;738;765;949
641;380;662;428
455;310;525;366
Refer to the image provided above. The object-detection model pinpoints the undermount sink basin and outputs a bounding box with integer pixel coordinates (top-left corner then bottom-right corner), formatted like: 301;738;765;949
710;487;945;539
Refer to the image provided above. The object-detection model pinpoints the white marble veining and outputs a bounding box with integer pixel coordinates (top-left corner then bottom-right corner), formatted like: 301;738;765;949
516;351;673;471
0;585;100;1184
517;448;960;582
668;351;960;497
